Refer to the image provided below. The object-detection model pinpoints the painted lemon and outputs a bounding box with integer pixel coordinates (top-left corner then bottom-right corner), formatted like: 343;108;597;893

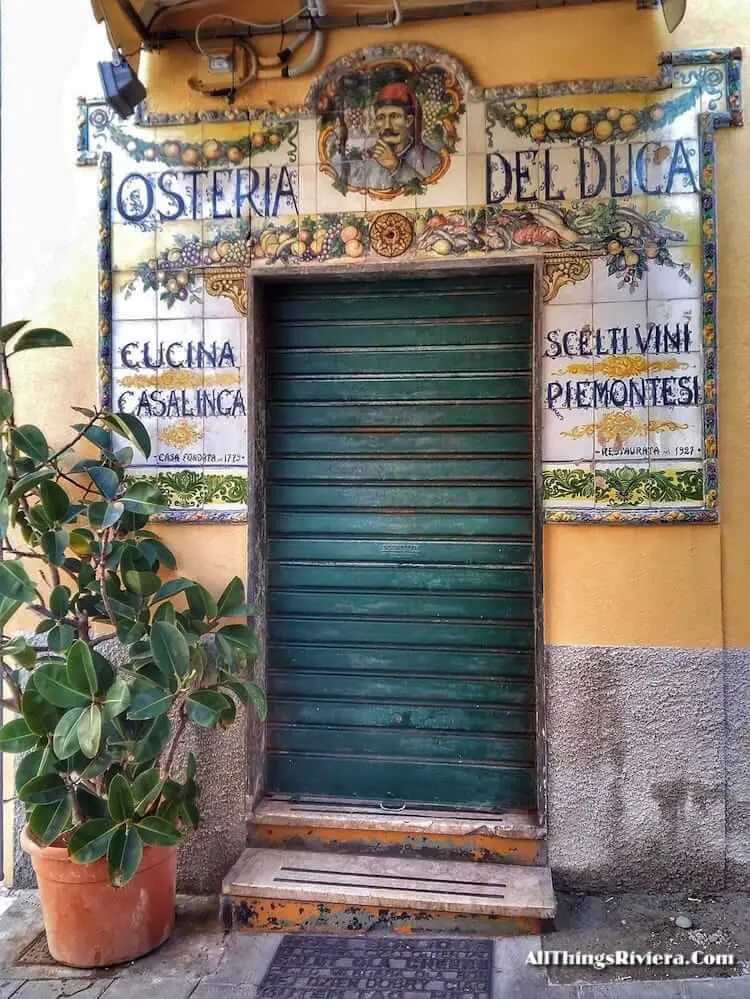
162;142;181;160
227;146;245;163
310;238;324;255
649;106;665;122
593;120;614;141
176;272;189;287
291;240;306;256
167;249;182;263
544;111;563;131
529;122;547;142
570;113;591;135
432;238;452;256
606;107;621;122
619;112;640;133
513;114;528;130
181;147;199;166
251;132;266;149
624;250;640;267
203;140;222;160
344;239;364;258
340;225;359;243
166;278;179;293
269;133;282;146
143;147;156;161
217;241;231;258
607;239;622;254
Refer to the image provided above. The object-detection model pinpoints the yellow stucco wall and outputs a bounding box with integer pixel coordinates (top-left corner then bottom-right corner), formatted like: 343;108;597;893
2;0;748;650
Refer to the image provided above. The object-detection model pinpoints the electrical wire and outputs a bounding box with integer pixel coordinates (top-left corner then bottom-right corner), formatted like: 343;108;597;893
193;10;309;55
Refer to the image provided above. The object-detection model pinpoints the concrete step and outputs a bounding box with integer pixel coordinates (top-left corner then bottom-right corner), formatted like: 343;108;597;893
221;846;555;935
248;799;547;866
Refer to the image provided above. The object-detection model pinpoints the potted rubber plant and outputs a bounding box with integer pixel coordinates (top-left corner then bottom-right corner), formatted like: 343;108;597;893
0;321;265;968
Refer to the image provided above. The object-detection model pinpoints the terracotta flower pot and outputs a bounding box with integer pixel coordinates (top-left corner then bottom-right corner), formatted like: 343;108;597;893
21;826;177;968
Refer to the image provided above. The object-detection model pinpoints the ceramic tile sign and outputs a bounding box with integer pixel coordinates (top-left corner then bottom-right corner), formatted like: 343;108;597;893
78;43;741;523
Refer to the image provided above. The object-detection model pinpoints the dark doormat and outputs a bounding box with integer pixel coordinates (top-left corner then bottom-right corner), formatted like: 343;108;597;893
257;935;494;999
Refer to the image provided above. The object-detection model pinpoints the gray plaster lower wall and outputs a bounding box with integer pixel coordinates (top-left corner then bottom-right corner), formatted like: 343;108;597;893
546;644;750;892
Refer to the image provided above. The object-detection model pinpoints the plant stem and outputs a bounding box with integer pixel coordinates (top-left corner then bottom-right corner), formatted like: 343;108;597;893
160;701;188;780
46;411;102;466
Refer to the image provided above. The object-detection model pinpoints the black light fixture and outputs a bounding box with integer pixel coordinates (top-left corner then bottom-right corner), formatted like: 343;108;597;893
98;49;147;118
662;0;687;32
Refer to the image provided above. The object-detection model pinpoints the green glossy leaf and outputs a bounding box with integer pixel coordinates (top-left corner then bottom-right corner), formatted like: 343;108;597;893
80;425;111;451
22;679;60;735
120;482;164;515
0;561;35;603
15;748;54;794
186;583;217;622
0;319;29;343
77;750;114;781
3;635;36;668
12;425;49;462
41;529;67;566
48;585;70;619
151;578;194;604
87;500;124;530
10;328;73;353
74;786;108;821
91;650;115;692
67;641;97;698
138;538;176;570
131;769;164;816
47;623;75;653
77;704;102;759
127;678;174;721
107;773;135;822
0;388;12;422
108;824;143;887
32;662;88;708
0;451;8;494
53;706;86;759
137;815;181;846
68;528;95;556
150;621;190;681
18;772;68;805
101;678;130;720
72;406;96;418
185;689;233;729
39;480;70;523
102;412;151;459
123;570;161;598
68;818;118;864
28;798;73;846
114;445;134;465
221;680;267;721
88;465;120;500
216;577;247;618
0;717;39;753
216;624;259;656
135;714;170;764
153;602;176;626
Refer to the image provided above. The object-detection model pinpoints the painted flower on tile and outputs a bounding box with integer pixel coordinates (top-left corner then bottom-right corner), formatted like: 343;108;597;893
317;56;463;199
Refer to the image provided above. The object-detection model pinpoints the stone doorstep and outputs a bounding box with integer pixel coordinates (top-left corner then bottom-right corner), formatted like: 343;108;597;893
250;799;545;839
222;847;556;923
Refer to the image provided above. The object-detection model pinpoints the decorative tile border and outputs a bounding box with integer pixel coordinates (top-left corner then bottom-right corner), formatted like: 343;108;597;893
79;44;743;525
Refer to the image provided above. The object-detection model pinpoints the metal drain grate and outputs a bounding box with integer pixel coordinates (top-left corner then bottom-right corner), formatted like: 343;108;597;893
258;935;493;999
15;931;56;966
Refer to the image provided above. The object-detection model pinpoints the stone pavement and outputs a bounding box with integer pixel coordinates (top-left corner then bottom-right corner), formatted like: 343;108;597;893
0;893;746;999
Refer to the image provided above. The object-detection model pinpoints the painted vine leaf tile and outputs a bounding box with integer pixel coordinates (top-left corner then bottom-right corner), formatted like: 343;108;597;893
80;42;742;523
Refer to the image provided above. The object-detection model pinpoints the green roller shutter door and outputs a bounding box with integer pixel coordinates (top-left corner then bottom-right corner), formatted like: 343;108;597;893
265;272;537;811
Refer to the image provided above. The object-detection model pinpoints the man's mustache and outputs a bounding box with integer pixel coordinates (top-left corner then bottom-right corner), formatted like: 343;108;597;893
378;130;401;138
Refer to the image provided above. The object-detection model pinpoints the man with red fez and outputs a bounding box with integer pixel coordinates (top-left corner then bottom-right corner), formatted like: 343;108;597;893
349;81;441;190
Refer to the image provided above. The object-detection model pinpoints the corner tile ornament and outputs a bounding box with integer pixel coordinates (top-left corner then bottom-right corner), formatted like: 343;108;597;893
77;43;742;524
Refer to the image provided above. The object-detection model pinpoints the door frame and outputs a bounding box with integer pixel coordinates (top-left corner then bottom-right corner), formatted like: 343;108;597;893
245;256;548;827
